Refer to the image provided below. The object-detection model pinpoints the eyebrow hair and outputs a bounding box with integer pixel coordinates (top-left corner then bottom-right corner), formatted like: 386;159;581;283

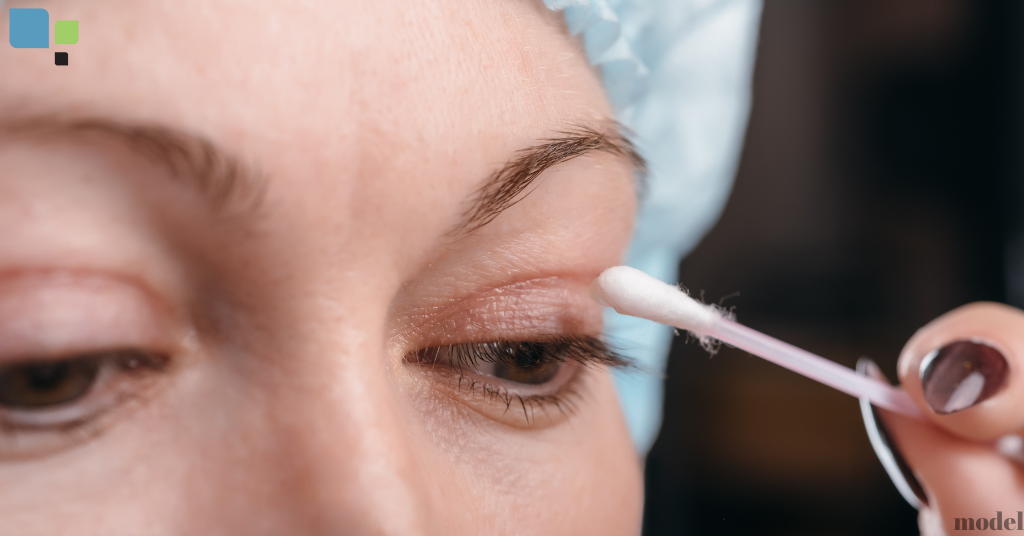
0;116;265;215
0;116;644;233
452;122;646;237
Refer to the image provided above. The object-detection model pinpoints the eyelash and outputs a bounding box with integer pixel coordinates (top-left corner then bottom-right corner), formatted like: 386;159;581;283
0;337;626;450
0;350;168;453
409;335;630;422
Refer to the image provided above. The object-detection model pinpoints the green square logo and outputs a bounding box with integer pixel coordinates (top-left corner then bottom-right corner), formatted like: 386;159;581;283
54;20;78;44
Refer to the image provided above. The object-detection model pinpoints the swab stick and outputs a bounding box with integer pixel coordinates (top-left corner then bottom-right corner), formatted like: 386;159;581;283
591;266;923;419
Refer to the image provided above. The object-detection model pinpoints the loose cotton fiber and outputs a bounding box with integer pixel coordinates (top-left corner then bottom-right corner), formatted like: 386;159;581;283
590;266;924;418
590;266;727;350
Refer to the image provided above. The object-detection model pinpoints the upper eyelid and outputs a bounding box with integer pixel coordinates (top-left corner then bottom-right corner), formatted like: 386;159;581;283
0;267;170;309
391;277;603;345
0;269;185;361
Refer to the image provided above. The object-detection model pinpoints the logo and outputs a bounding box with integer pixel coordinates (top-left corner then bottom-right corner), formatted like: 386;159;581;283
8;8;79;65
954;511;1023;531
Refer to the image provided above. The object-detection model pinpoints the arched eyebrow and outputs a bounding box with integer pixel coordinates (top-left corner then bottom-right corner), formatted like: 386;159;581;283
0;116;644;230
0;116;266;216
451;122;645;238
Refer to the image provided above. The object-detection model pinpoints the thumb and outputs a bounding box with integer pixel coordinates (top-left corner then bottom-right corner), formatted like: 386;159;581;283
869;302;1024;535
897;302;1024;440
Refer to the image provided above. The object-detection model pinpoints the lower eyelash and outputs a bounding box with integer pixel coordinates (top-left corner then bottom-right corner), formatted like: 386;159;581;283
414;335;631;423
0;352;170;460
453;366;584;420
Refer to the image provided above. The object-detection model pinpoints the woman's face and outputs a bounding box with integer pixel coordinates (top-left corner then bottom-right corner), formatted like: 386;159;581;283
0;0;642;534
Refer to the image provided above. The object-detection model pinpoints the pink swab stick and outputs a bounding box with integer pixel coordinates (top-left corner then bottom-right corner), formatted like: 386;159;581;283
590;266;924;419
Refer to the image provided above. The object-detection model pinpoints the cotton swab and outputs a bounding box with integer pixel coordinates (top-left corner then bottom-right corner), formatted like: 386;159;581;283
590;266;924;419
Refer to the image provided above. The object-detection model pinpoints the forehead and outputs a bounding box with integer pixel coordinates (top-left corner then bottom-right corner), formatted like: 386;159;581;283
0;0;628;290
0;0;609;157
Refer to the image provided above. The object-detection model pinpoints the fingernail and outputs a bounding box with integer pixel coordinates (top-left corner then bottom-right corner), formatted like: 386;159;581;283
857;357;929;509
920;340;1009;415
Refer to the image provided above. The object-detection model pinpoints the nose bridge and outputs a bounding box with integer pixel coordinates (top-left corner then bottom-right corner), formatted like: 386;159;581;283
333;365;436;534
272;332;437;535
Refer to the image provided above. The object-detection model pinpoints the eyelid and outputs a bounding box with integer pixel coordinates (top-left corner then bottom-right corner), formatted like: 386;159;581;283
0;270;182;361
391;276;604;353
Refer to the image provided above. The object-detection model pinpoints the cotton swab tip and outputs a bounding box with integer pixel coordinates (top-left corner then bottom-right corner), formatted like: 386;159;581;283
592;266;924;419
590;266;723;335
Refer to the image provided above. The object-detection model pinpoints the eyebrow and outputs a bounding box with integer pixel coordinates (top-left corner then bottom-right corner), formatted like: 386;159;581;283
452;122;645;237
0;116;644;231
0;116;265;215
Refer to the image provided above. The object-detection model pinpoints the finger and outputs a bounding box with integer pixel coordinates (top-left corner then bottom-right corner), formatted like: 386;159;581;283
861;358;1024;534
897;302;1024;441
879;406;1024;534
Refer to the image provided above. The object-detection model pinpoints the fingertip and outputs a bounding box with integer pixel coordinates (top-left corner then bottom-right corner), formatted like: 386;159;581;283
897;302;1024;441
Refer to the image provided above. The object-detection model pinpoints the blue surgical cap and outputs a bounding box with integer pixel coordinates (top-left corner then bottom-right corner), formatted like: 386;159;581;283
544;0;763;454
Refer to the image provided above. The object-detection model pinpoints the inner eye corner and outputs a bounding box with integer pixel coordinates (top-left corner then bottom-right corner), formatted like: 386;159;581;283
0;348;171;412
112;349;172;372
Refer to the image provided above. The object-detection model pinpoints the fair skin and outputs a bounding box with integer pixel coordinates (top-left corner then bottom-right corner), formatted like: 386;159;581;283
1;1;1020;535
885;303;1024;536
0;0;641;534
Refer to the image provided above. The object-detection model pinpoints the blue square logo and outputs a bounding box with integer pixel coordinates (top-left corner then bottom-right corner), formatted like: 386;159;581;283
9;9;49;49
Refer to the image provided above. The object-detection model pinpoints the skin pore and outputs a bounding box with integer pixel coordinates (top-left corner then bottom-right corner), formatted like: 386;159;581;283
0;0;642;534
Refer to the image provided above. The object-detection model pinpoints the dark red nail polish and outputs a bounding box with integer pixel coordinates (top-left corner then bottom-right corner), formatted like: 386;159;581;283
920;340;1009;415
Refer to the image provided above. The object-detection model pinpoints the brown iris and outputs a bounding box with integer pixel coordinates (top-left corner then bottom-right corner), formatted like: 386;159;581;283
487;341;562;385
0;358;100;409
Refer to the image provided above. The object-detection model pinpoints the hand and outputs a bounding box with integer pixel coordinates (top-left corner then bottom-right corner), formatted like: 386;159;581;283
870;303;1024;535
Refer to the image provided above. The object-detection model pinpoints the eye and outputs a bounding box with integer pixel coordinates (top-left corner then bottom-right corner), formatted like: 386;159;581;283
470;341;563;385
411;339;588;388
409;336;628;388
0;349;168;458
0;358;101;409
406;335;630;427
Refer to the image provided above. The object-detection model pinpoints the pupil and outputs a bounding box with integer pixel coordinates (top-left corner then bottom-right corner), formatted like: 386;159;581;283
514;344;542;368
27;363;68;390
0;358;100;408
493;342;561;385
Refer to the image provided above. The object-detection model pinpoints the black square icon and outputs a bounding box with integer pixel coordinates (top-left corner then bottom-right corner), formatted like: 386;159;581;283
55;52;68;66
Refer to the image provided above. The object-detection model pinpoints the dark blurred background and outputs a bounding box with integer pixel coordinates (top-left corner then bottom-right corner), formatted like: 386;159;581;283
642;0;1024;534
